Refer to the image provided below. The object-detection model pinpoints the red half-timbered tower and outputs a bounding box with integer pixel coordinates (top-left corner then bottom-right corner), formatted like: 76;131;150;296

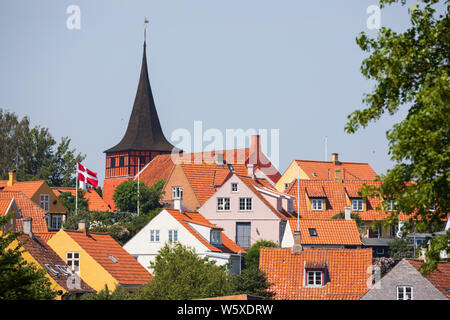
103;40;175;210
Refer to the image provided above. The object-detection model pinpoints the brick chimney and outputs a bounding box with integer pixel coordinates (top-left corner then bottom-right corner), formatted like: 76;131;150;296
7;170;17;187
23;217;33;238
334;169;343;183
77;220;88;234
331;153;340;165
291;231;303;254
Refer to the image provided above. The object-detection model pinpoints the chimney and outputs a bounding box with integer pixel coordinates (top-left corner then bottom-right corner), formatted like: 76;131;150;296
214;152;224;166
7;170;17;187
331;153;340;165
77;220;87;233
291;231;303;254
247;163;256;179
174;198;184;213
344;206;351;220
23;217;33;238
249;135;261;166
334;169;343;183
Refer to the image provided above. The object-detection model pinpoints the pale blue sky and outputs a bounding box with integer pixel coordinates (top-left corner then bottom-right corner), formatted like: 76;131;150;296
1;1;417;186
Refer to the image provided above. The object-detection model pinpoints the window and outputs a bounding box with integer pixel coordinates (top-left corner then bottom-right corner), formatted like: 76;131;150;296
40;194;49;212
429;204;436;211
66;252;80;272
231;183;238;193
44;264;59;276
236;222;251;248
172;186;183;200
217;197;230;211
239;198;252;211
284;183;290;190
311;199;323;211
108;254;119;264
55;265;72;276
110;157;116;168
210;229;222;246
387;200;397;211
308;228;318;237
306;270;323;286
397;286;413;300
168;229;178;242
150;230;160;242
352;199;364;211
50;215;63;231
376;248;385;255
119;156;124;167
373;228;381;238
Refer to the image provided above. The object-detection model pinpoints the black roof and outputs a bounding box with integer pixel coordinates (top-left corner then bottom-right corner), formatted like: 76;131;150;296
105;42;175;153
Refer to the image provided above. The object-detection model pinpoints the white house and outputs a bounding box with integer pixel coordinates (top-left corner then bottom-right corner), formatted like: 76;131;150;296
123;206;245;274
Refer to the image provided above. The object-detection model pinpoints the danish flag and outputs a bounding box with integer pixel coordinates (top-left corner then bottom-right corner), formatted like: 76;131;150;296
77;162;98;187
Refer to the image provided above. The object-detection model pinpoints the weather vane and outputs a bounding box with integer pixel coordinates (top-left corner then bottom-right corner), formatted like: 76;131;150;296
144;18;149;42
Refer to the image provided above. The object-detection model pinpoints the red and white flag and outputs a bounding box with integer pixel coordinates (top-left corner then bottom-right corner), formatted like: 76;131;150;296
77;162;98;187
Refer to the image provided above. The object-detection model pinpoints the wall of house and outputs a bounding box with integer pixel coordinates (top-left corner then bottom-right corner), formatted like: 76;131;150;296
162;165;200;211
32;183;67;214
275;161;309;192
47;230;118;292
361;259;447;300
199;175;284;247
122;210;235;272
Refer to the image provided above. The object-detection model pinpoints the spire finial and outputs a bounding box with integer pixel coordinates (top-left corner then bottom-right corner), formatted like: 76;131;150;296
144;18;149;44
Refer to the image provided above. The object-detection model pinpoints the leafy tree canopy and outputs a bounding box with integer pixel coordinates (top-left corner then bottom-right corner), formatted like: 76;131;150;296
113;179;164;214
0;108;85;187
244;240;279;271
346;0;449;272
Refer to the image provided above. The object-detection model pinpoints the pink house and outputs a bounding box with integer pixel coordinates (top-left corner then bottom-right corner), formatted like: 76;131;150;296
199;171;296;249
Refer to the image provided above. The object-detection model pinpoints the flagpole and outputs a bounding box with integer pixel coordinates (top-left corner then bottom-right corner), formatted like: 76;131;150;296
137;157;140;216
297;166;300;232
75;162;78;216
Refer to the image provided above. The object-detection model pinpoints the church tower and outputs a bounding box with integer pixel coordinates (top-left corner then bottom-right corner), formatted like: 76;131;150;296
103;39;175;209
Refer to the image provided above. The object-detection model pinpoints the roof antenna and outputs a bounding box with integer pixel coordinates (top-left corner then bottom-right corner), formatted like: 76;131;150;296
324;136;328;161
144;18;149;43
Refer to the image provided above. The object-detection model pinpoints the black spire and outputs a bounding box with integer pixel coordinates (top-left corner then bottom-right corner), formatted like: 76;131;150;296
105;41;174;153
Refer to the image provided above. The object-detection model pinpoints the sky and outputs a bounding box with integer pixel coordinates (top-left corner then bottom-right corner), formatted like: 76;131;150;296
0;1;417;186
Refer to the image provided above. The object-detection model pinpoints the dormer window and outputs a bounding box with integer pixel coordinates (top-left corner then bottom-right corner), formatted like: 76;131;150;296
210;229;222;246
352;199;364;211
231;183;238;193
172;186;183;200
306;270;323;287
311;199;323;211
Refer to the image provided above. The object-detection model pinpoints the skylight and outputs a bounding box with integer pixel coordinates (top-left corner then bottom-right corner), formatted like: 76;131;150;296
108;254;119;264
309;228;318;237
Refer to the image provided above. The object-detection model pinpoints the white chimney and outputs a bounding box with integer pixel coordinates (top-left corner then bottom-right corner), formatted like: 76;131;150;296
344;206;351;220
78;220;87;233
215;152;224;166
23;217;33;238
291;231;303;254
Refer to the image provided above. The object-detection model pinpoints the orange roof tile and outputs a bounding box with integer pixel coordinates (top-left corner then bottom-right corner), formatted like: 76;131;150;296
0;191;48;233
64;230;153;286
0;180;45;199
166;209;245;254
295;160;378;180
0;198;14;216
135;154;175;187
286;179;409;221
34;232;56;242
18;234;94;294
408;259;450;299
287;219;362;246
259;247;372;300
51;187;111;212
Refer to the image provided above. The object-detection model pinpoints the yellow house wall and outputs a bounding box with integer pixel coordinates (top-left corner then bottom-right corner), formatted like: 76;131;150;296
275;161;309;192
47;230;118;292
31;183;67;214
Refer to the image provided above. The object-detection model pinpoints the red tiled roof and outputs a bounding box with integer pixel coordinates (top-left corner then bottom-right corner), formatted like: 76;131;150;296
286;179;409;221
18;234;94;294
51;187;111;212
408;259;450;299
295;160;378;180
64;230;153;286
135;154;175;187
287;219;362;246
259;247;372;300
0;198;14;216
0;191;48;233
166;209;245;254
0;180;45;199
34;232;56;242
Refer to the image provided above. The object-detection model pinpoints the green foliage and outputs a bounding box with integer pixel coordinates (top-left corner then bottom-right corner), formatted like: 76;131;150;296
137;243;235;300
79;284;133;300
388;237;415;260
346;0;450;271
113;179;165;214
0;213;57;300
331;212;364;227
58;190;89;213
244;240;279;270
230;267;275;299
0;108;85;186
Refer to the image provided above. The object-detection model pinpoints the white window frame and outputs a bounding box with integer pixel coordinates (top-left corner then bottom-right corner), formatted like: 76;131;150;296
168;229;178;242
387;200;398;211
150;229;160;242
239;197;252;211
50;215;63;231
217;197;230;211
397;286;413;300
40;194;50;212
311;199;323;211
66;252;80;272
231;183;238;193
352;199;364;211
306;270;323;287
172;186;183;200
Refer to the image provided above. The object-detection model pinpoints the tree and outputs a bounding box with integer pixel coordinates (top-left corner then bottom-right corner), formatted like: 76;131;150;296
58;190;89;213
231;267;275;299
113;180;163;214
244;240;279;271
79;284;133;300
388;237;415;260
0;109;85;187
137;243;235;300
346;0;449;272
0;213;57;300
